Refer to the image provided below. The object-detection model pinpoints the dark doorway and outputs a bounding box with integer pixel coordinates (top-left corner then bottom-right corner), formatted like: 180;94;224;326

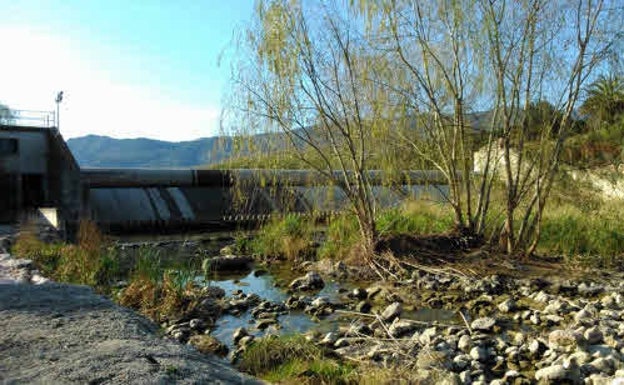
0;174;18;222
22;174;45;208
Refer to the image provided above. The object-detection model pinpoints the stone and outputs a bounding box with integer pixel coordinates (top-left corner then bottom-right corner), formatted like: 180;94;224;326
470;317;496;332
534;358;581;384
528;339;547;358
334;338;349;348
458;335;472;353
321;332;339;346
498;299;516;313
381;302;402;322
351;288;368;300
585;326;604;345
548;329;584;353
232;327;249;345
355;300;372;314
289;271;324;291
255;318;277;330
470;346;490;362
188;335;229;356
589;357;616;375
189;318;205;331
202;255;253;272
388;319;418;338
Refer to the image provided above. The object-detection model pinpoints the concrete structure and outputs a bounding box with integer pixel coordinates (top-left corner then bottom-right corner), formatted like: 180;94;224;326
0;121;80;235
2;115;448;236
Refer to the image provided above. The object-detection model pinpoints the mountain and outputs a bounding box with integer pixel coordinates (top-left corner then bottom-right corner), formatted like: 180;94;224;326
67;135;233;168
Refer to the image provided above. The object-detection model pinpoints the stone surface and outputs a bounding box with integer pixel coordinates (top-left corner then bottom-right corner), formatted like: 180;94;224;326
471;317;496;332
0;283;262;384
381;302;402;321
289;271;324;291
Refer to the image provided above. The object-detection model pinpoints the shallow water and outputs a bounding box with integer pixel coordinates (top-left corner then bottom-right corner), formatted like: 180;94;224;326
200;266;458;349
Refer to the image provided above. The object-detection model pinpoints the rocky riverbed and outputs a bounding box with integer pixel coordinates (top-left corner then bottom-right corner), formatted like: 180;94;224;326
158;250;624;384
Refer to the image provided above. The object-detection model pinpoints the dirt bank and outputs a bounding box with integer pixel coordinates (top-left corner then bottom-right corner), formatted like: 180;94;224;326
0;283;262;384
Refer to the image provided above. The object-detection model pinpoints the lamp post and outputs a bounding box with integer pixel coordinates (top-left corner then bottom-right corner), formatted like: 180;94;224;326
55;91;64;128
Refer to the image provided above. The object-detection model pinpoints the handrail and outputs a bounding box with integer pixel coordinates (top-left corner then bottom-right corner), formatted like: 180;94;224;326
0;109;56;128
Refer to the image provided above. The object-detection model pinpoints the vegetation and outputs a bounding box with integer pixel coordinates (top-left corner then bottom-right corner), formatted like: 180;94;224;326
227;0;622;260
239;335;356;384
13;221;121;291
250;214;315;261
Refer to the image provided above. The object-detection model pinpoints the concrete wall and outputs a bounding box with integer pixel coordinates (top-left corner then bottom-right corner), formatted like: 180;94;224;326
0;129;48;174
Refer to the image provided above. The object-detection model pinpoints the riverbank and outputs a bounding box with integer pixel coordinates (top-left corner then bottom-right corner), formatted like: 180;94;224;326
0;230;263;385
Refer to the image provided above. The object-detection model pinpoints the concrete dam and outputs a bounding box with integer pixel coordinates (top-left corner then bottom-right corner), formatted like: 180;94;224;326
1;114;448;236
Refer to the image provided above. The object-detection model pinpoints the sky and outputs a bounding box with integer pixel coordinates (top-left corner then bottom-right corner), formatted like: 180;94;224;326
0;0;254;141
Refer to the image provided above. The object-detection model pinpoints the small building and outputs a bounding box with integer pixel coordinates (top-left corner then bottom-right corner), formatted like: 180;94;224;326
0;116;80;235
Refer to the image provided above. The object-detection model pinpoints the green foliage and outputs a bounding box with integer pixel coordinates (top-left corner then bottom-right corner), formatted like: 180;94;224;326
12;221;121;291
539;202;624;268
239;335;355;384
376;202;455;237
562;118;624;167
251;214;315;260
318;202;454;260
580;74;624;128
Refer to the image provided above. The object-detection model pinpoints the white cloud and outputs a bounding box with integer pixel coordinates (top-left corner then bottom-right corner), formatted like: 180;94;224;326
0;27;221;141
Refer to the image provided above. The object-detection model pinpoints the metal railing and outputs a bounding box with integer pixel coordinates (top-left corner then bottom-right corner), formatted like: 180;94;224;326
0;109;56;128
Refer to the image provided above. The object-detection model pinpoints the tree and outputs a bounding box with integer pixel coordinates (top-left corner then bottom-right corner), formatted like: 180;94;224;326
579;74;624;128
353;0;620;254
227;1;396;264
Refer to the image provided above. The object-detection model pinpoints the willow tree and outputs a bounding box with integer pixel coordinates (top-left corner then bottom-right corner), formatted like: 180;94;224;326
228;0;397;260
353;0;620;254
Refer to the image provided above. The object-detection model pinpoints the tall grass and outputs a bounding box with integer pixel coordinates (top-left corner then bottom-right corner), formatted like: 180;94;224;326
539;201;624;268
12;220;121;291
250;214;315;260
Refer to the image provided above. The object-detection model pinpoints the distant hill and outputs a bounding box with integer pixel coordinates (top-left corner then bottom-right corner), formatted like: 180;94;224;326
67;135;233;168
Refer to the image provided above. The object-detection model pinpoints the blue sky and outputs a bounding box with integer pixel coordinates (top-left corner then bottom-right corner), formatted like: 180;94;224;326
0;0;254;141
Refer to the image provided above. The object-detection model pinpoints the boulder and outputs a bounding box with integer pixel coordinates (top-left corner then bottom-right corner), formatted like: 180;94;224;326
289;271;324;291
189;335;229;356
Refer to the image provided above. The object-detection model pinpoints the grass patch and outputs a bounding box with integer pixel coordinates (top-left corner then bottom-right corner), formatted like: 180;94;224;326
12;220;122;291
539;201;624;268
239;335;355;384
251;214;315;260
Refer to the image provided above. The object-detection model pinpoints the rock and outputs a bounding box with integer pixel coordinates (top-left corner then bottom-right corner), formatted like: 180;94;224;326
188;335;228;356
350;288;368;300
321;332;339;346
189;318;205;331
238;335;255;348
381;302;402;322
255;319;277;330
535;358;582;384
202;255;253;272
232;328;249;345
498;299;516;313
417;348;451;370
585;326;604;345
589;357;616;375
388;319;418;338
458;335;472;353
471;317;496;332
528;339;547;358
548;329;584;353
289;271;324;291
334;338;349;348
355;301;372;314
470;346;490;363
